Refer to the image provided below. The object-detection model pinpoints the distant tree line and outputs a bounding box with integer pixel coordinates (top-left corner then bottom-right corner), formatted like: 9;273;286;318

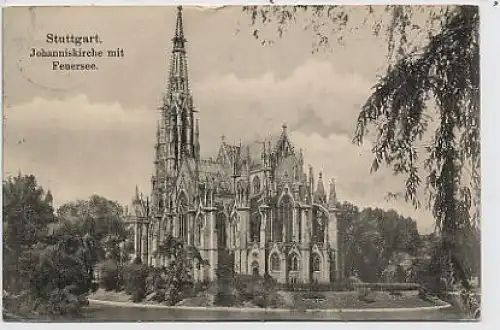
337;201;480;290
337;201;422;283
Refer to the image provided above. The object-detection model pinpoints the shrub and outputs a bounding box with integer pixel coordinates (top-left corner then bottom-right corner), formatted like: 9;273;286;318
274;280;348;292
214;292;239;307
302;292;326;300
266;290;282;308
98;260;120;291
27;287;89;318
353;282;420;291
122;263;148;302
234;275;256;301
358;287;376;303
230;274;281;308
250;282;268;308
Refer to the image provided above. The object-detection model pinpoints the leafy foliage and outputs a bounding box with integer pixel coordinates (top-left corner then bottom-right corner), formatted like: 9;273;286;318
16;233;93;317
122;263;149;302
57;195;130;261
3;174;133;318
152;235;208;305
98;260;122;292
242;5;448;56
243;5;480;290
3;174;57;292
337;201;421;282
215;273;281;308
353;6;479;289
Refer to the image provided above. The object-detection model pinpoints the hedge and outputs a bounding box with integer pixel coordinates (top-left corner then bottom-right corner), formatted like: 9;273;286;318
353;282;421;291
270;281;419;292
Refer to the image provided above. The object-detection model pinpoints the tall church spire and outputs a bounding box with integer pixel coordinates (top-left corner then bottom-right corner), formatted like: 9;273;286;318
168;5;190;96
162;5;197;173
175;6;185;41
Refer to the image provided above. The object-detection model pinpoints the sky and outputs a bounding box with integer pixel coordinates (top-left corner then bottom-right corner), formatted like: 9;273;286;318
3;5;439;233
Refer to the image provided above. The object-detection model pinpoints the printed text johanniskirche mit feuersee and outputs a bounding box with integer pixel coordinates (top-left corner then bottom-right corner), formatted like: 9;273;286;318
29;33;125;70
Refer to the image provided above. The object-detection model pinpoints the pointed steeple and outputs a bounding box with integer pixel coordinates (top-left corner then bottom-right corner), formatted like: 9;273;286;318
308;165;314;200
246;144;251;164
174;6;185;44
168;5;190;96
45;189;53;206
135;185;140;199
275;122;294;162
282;122;287;134
314;172;326;204
161;5;197;172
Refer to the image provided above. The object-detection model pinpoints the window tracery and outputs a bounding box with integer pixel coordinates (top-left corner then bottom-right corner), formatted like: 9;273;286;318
252;176;261;194
279;194;293;242
195;216;202;246
312;254;321;272
216;212;227;249
178;193;188;241
288;253;299;272
250;213;261;242
270;253;280;271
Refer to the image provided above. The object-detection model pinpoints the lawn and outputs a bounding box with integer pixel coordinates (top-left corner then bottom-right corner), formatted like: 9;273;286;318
5;289;466;322
78;303;467;321
89;288;446;310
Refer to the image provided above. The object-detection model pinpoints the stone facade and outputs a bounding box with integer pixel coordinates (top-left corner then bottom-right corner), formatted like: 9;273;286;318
127;6;344;285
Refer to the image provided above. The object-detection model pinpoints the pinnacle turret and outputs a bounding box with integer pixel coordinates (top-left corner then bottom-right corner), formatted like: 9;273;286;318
174;6;185;43
45;189;53;206
314;171;327;204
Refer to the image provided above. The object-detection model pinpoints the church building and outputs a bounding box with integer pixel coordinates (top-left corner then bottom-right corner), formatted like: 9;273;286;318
128;6;343;285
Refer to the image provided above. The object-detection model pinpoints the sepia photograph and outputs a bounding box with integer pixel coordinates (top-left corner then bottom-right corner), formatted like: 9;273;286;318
2;4;480;322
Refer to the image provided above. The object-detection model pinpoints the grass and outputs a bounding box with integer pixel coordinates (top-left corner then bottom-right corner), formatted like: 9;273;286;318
89;288;445;310
79;304;467;321
6;288;463;322
277;291;445;310
89;289;134;303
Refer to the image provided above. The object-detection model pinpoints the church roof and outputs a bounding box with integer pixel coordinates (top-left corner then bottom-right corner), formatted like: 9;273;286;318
223;134;282;170
199;159;225;176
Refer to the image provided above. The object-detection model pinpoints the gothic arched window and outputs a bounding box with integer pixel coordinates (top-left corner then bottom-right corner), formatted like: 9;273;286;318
195;216;202;246
280;194;294;242
270;253;281;271
312;207;326;244
312;254;321;272
231;220;237;248
178;193;188;242
297;210;302;242
216;213;227;249
252;176;261;194
250;213;261;243
272;208;282;242
288;253;299;272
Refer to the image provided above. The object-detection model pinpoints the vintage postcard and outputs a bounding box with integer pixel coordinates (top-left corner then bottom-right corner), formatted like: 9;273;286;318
2;4;480;322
